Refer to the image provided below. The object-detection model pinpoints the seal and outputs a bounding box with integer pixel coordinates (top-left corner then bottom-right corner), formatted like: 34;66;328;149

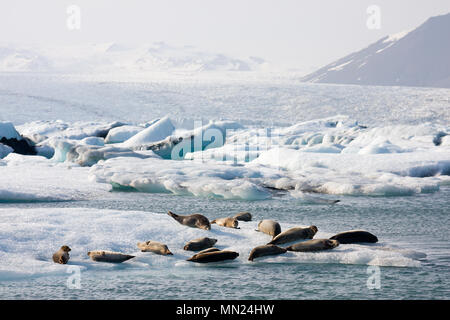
233;212;252;221
52;245;71;264
268;226;318;245
286;239;339;252
167;210;211;230
183;237;218;251
189;247;221;260
187;250;239;263
211;217;239;229
137;241;173;255
330;230;378;244
248;244;287;261
256;220;282;238
196;247;220;255
87;250;135;263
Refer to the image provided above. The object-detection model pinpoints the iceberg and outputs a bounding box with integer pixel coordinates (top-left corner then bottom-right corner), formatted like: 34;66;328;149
90;157;271;200
122;117;175;148
130;120;243;159
0;121;36;155
0;143;13;159
105;125;144;143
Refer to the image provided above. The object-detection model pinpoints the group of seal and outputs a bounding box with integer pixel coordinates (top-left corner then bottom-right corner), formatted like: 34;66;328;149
166;211;244;262
51;209;378;265
248;220;378;261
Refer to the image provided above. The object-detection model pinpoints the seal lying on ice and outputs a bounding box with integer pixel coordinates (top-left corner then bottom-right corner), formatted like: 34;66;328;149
256;220;281;238
329;230;378;244
268;226;318;245
87;250;135;263
167;211;211;230
248;244;287;261
211;217;239;229
286;239;339;252
183;237;218;251
187;250;239;263
137;241;173;255
233;212;252;221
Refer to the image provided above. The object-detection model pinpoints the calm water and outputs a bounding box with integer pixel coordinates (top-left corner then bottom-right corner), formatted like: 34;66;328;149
1;187;449;299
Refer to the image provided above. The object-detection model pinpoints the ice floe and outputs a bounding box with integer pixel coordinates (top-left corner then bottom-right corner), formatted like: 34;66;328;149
0;207;423;280
0;153;110;202
121;116;175;148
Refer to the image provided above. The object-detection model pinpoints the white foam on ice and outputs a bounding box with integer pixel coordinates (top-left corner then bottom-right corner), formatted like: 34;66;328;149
0;207;423;280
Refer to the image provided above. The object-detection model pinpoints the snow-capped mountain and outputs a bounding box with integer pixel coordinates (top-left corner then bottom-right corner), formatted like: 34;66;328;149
0;42;267;74
0;47;51;72
302;13;450;88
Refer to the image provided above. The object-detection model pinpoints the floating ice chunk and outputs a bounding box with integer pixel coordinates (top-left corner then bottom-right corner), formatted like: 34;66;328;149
0;122;36;155
0;122;22;140
185;144;261;162
16;120;68;139
35;145;55;159
345;125;441;152
122;116;175;148
80;136;105;146
48;138;75;162
0;143;13;159
252;147;448;196
131;120;244;159
90;157;270;200
105;125;143;143
302;144;343;153
0;154;111;202
17;120;125;141
401;161;450;178
67;145;156;167
358;140;405;154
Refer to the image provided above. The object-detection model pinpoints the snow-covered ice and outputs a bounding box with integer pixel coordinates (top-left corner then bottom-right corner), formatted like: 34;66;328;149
0;207;423;280
0;153;110;202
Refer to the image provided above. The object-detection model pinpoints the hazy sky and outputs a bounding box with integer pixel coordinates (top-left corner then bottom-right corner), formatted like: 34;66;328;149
1;0;449;71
